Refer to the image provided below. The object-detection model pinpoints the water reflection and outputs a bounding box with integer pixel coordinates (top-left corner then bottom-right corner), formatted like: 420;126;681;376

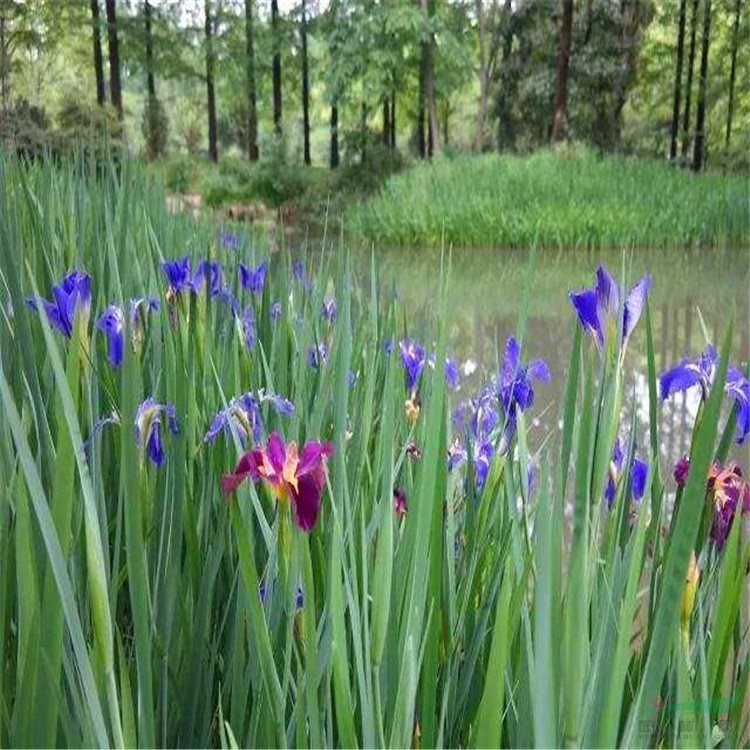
356;246;749;475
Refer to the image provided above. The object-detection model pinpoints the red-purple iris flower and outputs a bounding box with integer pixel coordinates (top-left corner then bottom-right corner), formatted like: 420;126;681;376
26;270;91;338
569;264;651;350
221;432;334;532
708;462;750;548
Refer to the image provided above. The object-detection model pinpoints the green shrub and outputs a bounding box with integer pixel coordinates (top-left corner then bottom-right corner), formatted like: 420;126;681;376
163;156;196;194
142;95;169;161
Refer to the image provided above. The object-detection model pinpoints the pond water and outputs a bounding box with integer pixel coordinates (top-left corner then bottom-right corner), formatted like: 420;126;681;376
355;245;750;475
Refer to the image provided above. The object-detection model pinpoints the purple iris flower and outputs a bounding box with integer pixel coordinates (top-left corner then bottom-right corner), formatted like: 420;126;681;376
26;270;91;339
445;357;461;390
219;231;241;251
271;301;282;323
384;338;394;355
569;265;651;349
400;338;426;391
322;298;338;323
660;345;750;444
97;305;124;367
347;370;357;388
162;257;192;295
604;438;649;507
473;441;495;490
308;342;328;369
135;398;179;467
241;305;256;353
498;336;550;443
192;260;224;297
238;261;267;294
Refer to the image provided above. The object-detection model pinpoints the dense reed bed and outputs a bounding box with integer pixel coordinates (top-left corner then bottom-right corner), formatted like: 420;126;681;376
0;154;749;748
351;149;750;249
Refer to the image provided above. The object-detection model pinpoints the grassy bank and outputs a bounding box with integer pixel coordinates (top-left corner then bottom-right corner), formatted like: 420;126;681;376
1;154;749;748
351;149;750;248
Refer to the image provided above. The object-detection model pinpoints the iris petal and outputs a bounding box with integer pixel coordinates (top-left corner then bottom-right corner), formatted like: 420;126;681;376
595;264;620;319
659;359;703;400
631;457;648;501
569;288;603;345
291;470;324;531
266;433;287;476
622;275;651;342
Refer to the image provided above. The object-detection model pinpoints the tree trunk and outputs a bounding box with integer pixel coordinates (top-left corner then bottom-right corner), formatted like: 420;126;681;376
244;0;258;160
669;0;687;160
205;0;218;162
725;0;741;147
0;13;8;118
330;103;339;168
692;0;711;171
301;0;311;165
144;0;155;98
417;51;426;158
681;0;699;157
422;0;441;155
90;0;106;106
474;0;489;150
390;89;396;148
549;0;574;142
382;98;390;145
105;0;123;118
271;0;282;135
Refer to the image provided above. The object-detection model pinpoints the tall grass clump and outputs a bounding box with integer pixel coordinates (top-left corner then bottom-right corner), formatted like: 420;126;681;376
351;148;750;249
0;152;749;748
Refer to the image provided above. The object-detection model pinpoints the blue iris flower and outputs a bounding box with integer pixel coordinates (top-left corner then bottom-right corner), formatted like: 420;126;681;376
445;357;461;390
271;301;282;323
205;390;294;447
400;338;426;391
97;305;125;367
660;344;750;444
293;258;312;290
135;398;179;467
162;257;193;295
192;259;224;297
241;305;256;353
27;269;91;338
569;264;651;350
238;261;267;294
322;298;338;323
219;230;241;251
308;342;328;369
604;438;649;507
129;296;160;325
497;336;550;445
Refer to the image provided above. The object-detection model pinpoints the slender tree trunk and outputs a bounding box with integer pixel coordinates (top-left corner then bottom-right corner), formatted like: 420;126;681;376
205;0;218;162
271;0;282;135
390;89;396;148
144;0;155;98
443;104;449;146
725;0;741;147
0;13;8;118
669;0;687;160
422;0;441;155
692;0;711;171
360;100;367;162
550;0;574;142
474;0;490;150
330;103;339;168
382;98;390;145
681;0;699;157
90;0;106;106
417;51;426;158
105;0;123;118
244;0;258;160
301;0;311;164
